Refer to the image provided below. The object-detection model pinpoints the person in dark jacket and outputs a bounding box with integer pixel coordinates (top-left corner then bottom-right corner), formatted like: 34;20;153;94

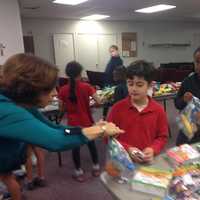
113;65;128;104
0;53;123;200
174;46;200;145
104;45;123;86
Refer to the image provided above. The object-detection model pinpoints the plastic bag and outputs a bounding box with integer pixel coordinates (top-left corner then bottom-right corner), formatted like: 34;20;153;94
105;138;135;179
177;96;200;140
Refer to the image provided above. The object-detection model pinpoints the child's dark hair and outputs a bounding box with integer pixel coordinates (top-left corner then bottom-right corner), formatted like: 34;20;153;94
126;60;155;83
110;45;118;51
193;46;200;57
65;61;83;103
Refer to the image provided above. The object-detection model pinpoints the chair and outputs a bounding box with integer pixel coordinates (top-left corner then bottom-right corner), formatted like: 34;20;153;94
86;70;105;88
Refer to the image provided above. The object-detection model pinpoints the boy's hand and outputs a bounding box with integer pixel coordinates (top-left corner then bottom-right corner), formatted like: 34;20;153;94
195;112;200;124
143;147;154;163
128;147;144;163
183;92;193;103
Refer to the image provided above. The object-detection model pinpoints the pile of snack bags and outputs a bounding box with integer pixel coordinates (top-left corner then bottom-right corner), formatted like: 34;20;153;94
97;86;116;102
90;86;116;106
169;162;200;200
177;96;200;140
153;82;181;96
105;138;135;179
104;138;200;199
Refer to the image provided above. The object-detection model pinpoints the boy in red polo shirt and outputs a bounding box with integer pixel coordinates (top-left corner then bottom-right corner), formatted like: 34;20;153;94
107;60;168;163
58;61;102;182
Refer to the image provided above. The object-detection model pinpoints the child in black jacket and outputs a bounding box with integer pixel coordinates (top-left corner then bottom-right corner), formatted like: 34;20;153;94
175;47;200;145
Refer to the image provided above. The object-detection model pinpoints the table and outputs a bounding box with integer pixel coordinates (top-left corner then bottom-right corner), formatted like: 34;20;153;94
100;154;172;200
40;104;59;123
40;105;62;167
100;144;198;200
153;93;177;112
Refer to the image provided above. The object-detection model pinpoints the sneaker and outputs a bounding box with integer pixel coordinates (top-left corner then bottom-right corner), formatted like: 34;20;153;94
25;181;35;190
33;177;47;187
92;164;101;177
72;169;86;183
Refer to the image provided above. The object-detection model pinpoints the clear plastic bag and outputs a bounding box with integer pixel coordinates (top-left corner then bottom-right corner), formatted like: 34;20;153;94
105;138;135;182
177;96;200;140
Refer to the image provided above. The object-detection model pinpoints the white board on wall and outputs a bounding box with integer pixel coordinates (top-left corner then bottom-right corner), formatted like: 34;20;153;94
76;33;117;72
53;33;75;77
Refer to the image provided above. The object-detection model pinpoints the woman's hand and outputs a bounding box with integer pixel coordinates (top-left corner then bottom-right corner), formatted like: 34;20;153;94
82;122;124;140
102;122;124;137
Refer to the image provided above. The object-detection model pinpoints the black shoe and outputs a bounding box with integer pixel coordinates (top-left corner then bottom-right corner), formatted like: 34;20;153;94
33;177;47;187
25;181;35;190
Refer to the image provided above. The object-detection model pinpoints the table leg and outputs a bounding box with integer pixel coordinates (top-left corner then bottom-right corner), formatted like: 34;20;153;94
163;100;172;138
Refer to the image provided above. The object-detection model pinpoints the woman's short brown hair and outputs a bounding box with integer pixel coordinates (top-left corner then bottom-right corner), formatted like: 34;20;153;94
1;53;58;105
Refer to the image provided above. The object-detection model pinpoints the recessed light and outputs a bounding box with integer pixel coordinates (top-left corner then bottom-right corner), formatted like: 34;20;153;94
81;14;110;20
53;0;88;6
135;4;176;13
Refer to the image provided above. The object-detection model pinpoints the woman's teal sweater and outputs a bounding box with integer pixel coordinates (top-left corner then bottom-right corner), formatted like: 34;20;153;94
0;93;89;172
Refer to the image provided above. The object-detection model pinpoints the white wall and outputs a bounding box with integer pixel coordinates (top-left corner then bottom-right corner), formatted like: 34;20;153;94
0;0;24;64
22;18;200;69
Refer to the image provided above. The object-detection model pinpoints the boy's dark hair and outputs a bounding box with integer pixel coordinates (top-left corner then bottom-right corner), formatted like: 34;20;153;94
193;46;200;57
110;45;118;51
2;53;58;105
126;60;155;83
65;61;83;103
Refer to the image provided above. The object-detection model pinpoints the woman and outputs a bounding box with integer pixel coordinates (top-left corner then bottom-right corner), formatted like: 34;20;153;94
0;53;123;200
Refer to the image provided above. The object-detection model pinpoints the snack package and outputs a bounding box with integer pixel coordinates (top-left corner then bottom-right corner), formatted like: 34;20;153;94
131;167;173;198
166;144;200;166
105;138;135;178
177;96;200;139
168;162;200;200
98;86;116;103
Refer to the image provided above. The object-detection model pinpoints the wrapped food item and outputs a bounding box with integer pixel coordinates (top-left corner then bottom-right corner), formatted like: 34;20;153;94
166;144;200;166
98;86;116;102
168;162;200;200
177;96;200;139
105;138;135;178
131;167;173;198
153;82;178;96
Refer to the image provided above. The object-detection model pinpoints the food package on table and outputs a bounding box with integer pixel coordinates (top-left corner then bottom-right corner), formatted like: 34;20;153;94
131;167;173;198
168;162;200;200
153;82;177;96
105;138;135;178
166;144;200;167
176;96;200;139
98;86;116;102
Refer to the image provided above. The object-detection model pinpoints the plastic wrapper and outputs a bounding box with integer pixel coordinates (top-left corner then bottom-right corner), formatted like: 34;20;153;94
105;138;135;179
97;86;115;102
168;162;200;200
176;96;200;140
